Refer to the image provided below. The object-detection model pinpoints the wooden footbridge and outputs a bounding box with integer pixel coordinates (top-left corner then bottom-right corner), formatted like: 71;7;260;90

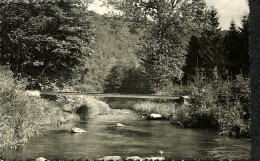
39;91;184;100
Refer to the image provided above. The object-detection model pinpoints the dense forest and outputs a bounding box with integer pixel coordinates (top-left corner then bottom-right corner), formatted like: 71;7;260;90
0;0;250;149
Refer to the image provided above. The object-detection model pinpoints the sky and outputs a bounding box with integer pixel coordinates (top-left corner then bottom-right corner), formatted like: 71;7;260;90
88;0;249;30
205;0;249;30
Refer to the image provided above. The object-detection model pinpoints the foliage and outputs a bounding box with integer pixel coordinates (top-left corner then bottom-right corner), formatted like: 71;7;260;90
77;12;142;92
174;73;250;137
109;0;209;91
130;69;250;138
217;74;250;137
104;65;153;94
0;2;93;88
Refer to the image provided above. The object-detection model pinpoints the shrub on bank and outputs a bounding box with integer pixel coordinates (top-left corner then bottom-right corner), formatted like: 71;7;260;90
172;74;250;137
77;97;112;118
133;101;176;119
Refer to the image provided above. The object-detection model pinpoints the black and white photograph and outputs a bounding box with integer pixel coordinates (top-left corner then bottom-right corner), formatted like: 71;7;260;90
0;0;254;160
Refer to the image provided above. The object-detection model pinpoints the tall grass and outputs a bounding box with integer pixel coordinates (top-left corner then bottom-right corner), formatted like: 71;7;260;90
0;69;52;148
133;102;176;119
0;68;81;149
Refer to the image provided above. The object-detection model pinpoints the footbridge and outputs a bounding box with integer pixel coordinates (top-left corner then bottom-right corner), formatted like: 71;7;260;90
39;91;184;100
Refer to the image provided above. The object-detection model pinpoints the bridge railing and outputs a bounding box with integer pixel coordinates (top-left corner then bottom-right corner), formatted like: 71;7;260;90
25;90;190;103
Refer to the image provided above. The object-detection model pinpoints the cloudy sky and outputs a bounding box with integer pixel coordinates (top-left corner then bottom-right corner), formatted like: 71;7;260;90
88;0;249;30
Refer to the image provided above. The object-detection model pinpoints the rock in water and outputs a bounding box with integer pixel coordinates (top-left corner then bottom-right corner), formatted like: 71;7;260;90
125;156;143;161
36;157;48;161
71;127;86;133
149;113;162;120
157;150;164;156
116;123;125;127
97;156;122;161
144;156;165;161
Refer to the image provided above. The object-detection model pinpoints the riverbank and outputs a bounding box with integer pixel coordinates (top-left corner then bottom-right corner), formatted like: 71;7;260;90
0;68;112;149
131;76;250;138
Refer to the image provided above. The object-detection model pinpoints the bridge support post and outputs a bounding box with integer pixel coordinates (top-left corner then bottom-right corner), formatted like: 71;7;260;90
180;96;190;105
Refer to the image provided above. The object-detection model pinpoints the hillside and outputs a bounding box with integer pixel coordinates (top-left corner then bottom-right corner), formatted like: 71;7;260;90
77;12;143;92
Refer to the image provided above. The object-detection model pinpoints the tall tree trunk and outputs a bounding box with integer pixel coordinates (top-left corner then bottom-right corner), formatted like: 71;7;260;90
249;1;260;160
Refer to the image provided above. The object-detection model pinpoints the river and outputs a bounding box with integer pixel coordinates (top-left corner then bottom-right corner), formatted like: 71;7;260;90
2;103;250;160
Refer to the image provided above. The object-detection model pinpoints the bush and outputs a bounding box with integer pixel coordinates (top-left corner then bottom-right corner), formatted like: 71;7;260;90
217;75;250;137
133;101;176;119
172;73;250;137
171;104;193;127
0;68;53;148
77;97;112;119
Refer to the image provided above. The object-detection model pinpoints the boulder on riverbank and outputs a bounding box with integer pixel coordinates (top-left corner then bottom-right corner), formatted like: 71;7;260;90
35;157;48;161
148;113;162;120
71;127;86;133
96;156;122;161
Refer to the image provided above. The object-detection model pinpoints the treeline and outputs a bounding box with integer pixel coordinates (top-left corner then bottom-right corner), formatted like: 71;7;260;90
105;0;249;94
0;1;142;92
183;14;249;82
0;1;250;93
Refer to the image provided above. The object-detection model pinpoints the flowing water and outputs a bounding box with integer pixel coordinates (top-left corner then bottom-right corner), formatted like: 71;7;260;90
2;104;250;160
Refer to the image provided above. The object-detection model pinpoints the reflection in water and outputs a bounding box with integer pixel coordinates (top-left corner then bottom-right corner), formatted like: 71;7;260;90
2;109;250;160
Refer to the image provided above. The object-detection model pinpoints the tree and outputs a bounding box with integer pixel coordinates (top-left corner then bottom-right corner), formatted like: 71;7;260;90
222;15;250;79
223;20;242;78
110;0;208;91
183;7;225;82
198;7;223;78
0;1;94;89
238;15;250;76
182;36;200;82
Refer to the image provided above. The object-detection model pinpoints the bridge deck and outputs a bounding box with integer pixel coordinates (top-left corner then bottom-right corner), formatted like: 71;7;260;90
40;91;182;100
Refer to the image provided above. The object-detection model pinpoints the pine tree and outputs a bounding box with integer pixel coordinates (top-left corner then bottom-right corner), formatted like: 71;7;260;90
199;7;222;78
223;20;241;77
182;36;200;82
183;7;224;82
239;15;250;76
